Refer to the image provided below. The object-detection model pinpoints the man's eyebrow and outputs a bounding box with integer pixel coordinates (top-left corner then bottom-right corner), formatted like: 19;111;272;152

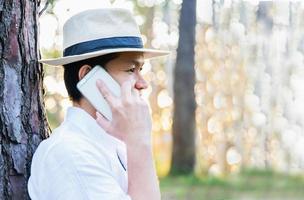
131;59;144;67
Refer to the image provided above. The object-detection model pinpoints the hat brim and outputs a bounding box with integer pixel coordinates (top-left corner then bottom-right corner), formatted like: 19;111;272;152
40;48;170;66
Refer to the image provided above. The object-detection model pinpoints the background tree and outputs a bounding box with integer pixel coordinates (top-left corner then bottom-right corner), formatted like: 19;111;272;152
171;0;197;174
0;0;49;199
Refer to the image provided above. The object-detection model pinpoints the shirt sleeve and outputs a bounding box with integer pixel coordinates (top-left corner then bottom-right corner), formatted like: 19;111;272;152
41;137;132;200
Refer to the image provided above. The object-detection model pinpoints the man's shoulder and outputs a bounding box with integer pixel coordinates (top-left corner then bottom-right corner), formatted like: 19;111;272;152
33;127;95;160
33;124;108;165
33;123;83;153
28;123;115;199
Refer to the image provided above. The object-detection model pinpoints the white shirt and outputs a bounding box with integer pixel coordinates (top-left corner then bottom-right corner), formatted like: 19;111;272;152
28;107;131;200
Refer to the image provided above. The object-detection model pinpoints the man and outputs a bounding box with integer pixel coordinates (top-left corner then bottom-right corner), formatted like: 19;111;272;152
28;8;169;200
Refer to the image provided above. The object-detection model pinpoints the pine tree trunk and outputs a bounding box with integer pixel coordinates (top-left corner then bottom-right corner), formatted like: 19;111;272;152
171;0;197;174
0;0;49;199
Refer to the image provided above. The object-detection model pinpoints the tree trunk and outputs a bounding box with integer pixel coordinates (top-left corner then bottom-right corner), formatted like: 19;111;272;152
171;0;197;175
0;0;49;199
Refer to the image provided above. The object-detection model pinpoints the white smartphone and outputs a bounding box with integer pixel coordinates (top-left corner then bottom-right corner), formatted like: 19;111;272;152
76;66;121;121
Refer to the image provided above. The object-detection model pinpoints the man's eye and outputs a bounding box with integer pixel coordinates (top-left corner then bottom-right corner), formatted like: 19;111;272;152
126;68;136;73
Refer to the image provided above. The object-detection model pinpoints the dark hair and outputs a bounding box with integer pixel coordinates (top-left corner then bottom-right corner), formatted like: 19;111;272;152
63;53;119;102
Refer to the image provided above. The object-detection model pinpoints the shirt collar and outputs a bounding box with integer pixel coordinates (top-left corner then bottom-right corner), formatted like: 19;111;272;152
64;106;126;152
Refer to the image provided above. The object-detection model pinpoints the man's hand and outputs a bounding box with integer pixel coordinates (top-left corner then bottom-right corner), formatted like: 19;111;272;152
95;78;152;146
95;79;161;200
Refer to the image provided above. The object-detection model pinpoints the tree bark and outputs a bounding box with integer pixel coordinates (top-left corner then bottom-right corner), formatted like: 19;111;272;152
171;0;197;175
0;0;49;199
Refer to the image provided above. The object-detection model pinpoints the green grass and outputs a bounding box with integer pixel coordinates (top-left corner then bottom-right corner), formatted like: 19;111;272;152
160;169;304;200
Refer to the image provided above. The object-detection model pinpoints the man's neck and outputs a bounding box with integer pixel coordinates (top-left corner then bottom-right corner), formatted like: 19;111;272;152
73;99;97;119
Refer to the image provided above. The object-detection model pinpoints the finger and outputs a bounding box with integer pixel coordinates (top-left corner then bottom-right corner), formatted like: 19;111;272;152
96;79;117;108
96;112;111;132
121;78;136;100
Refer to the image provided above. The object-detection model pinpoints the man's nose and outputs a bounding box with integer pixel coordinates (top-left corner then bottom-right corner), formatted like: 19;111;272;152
134;74;148;90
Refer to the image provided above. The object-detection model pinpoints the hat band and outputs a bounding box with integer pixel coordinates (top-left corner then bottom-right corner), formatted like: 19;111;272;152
64;36;143;57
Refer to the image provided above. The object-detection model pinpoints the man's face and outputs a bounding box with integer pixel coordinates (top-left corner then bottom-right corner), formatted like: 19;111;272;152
104;52;148;92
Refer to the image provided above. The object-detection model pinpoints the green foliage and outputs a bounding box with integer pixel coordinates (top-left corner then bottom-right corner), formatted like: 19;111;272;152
46;109;60;130
160;169;304;200
41;48;61;59
169;167;197;176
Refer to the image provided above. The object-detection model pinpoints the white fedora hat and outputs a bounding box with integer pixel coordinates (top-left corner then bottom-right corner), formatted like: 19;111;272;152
40;8;170;66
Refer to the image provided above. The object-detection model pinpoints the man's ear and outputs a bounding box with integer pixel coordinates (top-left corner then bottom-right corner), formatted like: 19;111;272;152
78;65;92;80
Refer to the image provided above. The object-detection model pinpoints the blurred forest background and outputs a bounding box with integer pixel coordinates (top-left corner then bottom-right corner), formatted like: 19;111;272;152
39;0;304;199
